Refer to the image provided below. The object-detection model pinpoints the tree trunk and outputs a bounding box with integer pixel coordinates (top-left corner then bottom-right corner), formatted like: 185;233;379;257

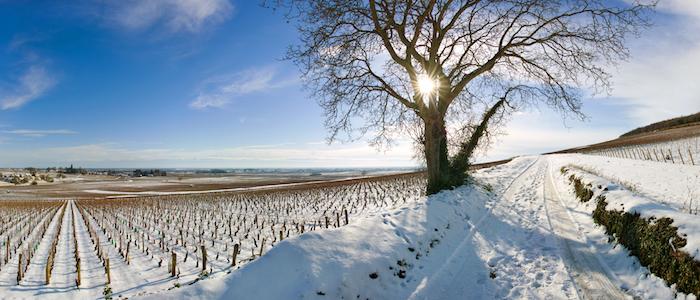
424;114;451;195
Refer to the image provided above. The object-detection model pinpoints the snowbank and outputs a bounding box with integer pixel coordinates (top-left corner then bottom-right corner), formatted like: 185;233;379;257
552;154;700;212
562;167;700;261
141;183;495;299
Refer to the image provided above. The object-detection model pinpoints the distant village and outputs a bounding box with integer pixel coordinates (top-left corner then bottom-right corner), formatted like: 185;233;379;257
0;165;167;185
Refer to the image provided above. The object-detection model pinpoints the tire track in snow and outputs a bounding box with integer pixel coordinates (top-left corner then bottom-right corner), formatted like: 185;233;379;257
408;156;541;299
479;158;577;299
543;159;628;300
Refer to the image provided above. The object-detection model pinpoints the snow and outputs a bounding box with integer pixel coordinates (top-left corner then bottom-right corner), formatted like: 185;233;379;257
553;154;700;212
550;155;700;262
586;136;700;166
82;174;381;197
143;157;577;299
0;154;697;299
546;160;685;299
144;155;698;300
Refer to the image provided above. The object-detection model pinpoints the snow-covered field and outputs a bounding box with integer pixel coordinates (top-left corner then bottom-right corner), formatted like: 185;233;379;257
0;154;697;299
586;136;700;166
141;155;700;299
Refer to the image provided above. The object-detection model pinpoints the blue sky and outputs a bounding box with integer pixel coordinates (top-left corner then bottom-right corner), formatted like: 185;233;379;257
0;1;699;168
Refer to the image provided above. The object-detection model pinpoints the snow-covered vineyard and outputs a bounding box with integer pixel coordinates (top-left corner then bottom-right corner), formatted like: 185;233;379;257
0;154;698;299
0;174;426;299
584;136;700;166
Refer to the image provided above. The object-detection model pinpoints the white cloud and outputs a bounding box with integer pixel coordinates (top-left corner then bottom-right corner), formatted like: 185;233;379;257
190;67;284;109
109;0;233;33
612;44;700;124
623;0;700;18
0;66;56;110
4;129;77;138
656;0;700;19
610;0;700;125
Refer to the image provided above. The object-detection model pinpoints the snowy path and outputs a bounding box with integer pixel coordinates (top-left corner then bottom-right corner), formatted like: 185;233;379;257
49;201;76;289
406;157;543;299
474;158;577;299
72;201;106;297
543;161;627;299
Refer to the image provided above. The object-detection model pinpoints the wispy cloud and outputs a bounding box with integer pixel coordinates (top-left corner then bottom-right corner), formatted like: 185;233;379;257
609;1;700;124
0;66;57;110
190;66;292;109
655;0;700;19
107;0;233;33
4;129;77;138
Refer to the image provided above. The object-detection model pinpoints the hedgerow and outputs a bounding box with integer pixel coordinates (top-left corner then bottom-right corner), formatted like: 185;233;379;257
565;173;700;296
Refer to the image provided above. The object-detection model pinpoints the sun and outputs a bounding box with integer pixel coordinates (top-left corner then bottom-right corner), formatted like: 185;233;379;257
417;74;438;96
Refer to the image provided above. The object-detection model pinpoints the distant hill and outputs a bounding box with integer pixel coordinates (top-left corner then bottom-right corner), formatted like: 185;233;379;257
621;112;700;137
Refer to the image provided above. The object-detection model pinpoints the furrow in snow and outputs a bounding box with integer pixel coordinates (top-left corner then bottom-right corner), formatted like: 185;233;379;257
543;162;627;300
72;201;107;297
48;200;77;289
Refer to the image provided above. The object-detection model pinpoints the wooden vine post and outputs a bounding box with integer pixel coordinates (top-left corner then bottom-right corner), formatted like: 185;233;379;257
170;251;177;277
45;253;51;284
689;149;695;165
258;238;265;257
76;258;81;287
17;253;22;283
201;245;207;272
669;149;675;163
232;244;239;267
105;257;111;284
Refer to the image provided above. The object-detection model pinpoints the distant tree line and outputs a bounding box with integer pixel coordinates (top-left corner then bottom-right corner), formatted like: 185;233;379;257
195;169;227;174
132;169;167;177
61;164;87;175
621;112;700;137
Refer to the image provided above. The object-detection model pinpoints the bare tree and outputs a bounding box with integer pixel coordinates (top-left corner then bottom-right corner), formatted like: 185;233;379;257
269;0;654;194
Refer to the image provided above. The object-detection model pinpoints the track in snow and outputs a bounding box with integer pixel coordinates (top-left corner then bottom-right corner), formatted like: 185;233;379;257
543;159;628;300
72;201;107;296
49;201;77;289
417;157;633;299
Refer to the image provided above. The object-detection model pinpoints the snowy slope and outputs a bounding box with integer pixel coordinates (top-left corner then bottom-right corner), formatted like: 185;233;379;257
143;155;699;300
552;154;699;212
143;157;577;299
555;157;700;261
1;155;696;299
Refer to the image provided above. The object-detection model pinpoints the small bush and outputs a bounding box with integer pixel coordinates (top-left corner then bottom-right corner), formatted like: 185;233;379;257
568;175;594;202
103;285;113;300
